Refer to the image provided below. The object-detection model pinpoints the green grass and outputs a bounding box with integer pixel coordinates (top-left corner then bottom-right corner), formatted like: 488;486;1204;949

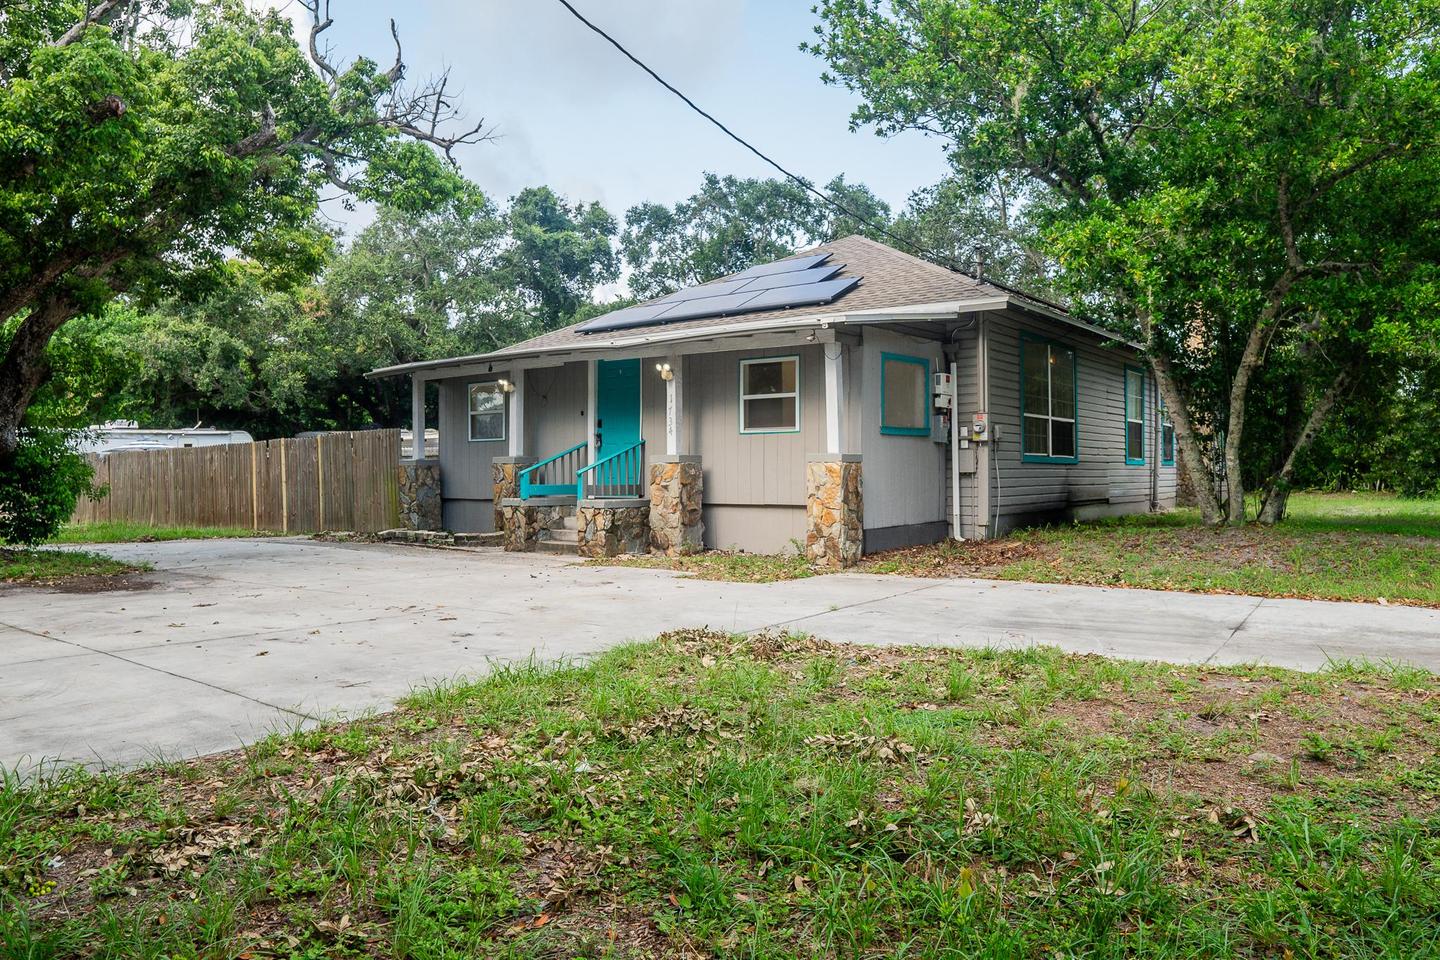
6;632;1438;957
0;547;140;583
597;549;817;582
865;492;1440;607
54;521;274;544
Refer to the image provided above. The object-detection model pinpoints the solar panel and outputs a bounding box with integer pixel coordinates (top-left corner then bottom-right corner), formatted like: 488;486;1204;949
575;250;858;335
659;277;754;303
734;262;844;294
649;291;762;323
730;252;832;281
737;276;861;313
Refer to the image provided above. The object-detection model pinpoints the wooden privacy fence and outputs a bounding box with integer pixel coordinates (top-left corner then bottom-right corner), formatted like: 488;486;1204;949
71;430;402;533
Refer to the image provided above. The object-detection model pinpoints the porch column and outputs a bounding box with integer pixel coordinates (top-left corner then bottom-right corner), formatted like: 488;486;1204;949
409;373;425;460
664;354;685;456
823;343;847;454
808;343;862;567
507;367;525;458
398;372;441;531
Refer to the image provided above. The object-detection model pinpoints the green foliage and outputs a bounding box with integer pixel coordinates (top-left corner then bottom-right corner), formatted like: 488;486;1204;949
810;0;1440;523
620;172;891;299
34;184;621;437
0;0;477;450
0;428;95;545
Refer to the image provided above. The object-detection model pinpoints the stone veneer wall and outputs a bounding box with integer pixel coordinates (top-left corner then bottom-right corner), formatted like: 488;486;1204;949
805;456;863;567
397;460;442;531
648;456;704;556
491;458;534;531
499;500;568;551
577;501;650;558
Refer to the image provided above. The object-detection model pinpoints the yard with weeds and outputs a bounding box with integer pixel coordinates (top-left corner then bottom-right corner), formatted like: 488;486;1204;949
54;521;274;544
0;547;142;585
4;630;1438;958
602;493;1440;607
864;493;1440;607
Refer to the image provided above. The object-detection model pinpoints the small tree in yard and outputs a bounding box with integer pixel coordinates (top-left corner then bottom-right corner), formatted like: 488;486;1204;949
810;0;1440;523
0;0;486;541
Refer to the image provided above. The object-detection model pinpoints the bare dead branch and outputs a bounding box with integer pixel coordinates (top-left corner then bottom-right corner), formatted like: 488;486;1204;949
384;18;405;85
54;0;130;47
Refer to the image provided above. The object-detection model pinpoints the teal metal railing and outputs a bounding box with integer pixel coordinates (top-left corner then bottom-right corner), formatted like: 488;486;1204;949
576;439;646;500
518;442;587;498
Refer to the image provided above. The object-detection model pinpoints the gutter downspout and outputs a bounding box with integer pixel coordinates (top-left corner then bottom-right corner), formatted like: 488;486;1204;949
975;313;992;539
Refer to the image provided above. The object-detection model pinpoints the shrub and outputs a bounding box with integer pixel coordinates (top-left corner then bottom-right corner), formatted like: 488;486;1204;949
0;430;98;546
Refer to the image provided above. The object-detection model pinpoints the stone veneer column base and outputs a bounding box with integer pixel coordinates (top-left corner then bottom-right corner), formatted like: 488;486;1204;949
805;455;862;568
397;459;442;531
491;457;535;532
577;499;650;558
648;456;704;556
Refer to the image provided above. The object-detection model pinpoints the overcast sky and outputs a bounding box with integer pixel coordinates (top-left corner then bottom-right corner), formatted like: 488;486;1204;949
275;1;952;239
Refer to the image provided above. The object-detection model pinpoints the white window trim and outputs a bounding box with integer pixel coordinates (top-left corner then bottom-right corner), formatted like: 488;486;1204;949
467;381;506;443
739;355;801;434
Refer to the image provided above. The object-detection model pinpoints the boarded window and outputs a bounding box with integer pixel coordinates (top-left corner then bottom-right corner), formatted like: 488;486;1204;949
468;382;505;442
881;353;930;435
1021;339;1078;462
740;356;799;433
1125;367;1145;464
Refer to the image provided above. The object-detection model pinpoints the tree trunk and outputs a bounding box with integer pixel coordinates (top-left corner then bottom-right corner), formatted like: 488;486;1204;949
0;290;82;460
1256;368;1350;524
1149;353;1223;524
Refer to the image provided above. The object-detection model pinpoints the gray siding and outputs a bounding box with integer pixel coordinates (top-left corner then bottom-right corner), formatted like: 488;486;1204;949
525;361;589;458
857;328;947;536
688;344;825;509
437;374;508;531
982;310;1176;534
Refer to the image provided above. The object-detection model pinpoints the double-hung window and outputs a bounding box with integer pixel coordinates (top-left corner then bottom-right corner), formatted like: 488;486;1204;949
739;356;800;433
1124;366;1146;465
880;353;930;436
1160;393;1175;465
467;382;505;442
1021;337;1078;462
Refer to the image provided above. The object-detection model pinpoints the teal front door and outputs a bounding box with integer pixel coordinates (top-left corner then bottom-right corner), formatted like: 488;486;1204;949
595;358;641;458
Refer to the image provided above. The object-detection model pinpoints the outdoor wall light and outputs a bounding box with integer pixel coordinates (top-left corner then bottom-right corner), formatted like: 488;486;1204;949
496;378;515;393
655;362;674;381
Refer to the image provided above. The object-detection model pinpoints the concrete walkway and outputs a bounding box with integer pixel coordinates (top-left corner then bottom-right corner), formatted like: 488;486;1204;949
3;537;1436;772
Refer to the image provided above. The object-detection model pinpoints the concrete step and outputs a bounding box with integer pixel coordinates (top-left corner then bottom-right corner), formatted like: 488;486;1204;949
547;529;579;544
453;532;503;548
534;539;578;555
560;516;579;530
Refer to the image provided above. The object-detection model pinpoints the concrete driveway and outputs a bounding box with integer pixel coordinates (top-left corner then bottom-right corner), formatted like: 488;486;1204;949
3;537;1437;772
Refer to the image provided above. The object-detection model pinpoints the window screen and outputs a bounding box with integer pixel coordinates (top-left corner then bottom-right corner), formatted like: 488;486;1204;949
881;354;929;435
740;357;799;432
468;382;505;442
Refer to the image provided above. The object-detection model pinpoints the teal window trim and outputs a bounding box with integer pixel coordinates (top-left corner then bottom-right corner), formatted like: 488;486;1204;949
1123;365;1146;466
738;354;801;435
1159;393;1176;465
1019;332;1080;464
879;352;931;436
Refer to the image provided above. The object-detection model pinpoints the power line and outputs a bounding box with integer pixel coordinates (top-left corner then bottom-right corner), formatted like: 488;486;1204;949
550;0;1015;291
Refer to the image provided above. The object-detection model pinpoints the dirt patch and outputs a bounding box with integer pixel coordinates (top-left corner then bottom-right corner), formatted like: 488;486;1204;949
0;572;157;594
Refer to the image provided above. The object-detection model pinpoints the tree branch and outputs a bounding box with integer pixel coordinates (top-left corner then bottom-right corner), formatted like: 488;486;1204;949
53;0;130;47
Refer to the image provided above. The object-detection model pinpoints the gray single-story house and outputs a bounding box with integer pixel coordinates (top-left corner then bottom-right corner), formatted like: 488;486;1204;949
369;235;1176;565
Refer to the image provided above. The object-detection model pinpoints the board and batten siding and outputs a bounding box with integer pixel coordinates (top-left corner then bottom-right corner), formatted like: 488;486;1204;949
857;328;948;546
982;310;1176;534
437;374;506;532
686;344;823;551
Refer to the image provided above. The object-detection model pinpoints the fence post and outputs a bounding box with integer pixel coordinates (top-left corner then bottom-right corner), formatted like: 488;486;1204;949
316;432;325;532
280;441;289;534
250;443;259;531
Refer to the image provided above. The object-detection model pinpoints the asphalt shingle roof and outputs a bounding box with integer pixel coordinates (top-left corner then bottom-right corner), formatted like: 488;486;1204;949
487;234;1010;358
